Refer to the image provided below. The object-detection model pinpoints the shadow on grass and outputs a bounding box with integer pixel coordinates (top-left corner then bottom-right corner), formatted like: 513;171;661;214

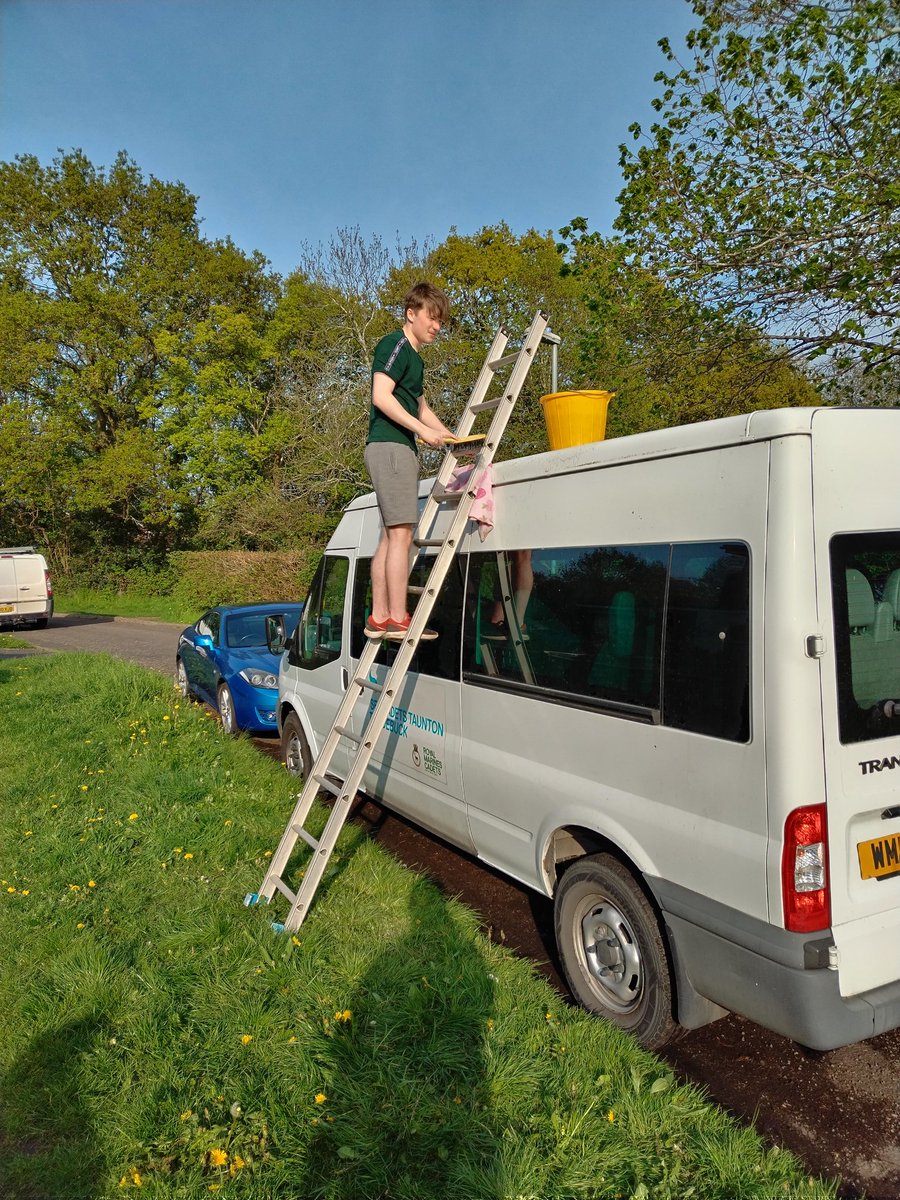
0;1017;106;1200
303;876;501;1200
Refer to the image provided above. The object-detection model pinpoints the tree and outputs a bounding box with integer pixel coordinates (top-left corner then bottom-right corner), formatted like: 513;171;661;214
616;0;900;371
558;220;819;436
0;149;277;560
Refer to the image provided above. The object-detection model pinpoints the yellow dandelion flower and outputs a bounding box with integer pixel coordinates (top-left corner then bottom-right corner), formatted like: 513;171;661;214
486;1018;494;1030
81;785;89;792
291;935;301;946
129;813;139;821
310;1117;319;1125
545;1012;554;1022
183;852;193;860
162;715;170;721
287;1035;297;1044
24;831;32;837
224;818;232;826
88;880;96;888
607;1110;615;1122
21;890;29;896
208;1186;221;1193
230;1155;246;1173
6;887;15;894
314;1092;327;1105
69;884;81;891
119;1176;128;1188
240;1034;253;1045
180;1109;193;1121
131;1168;143;1186
208;1148;228;1167
174;847;183;854
77;922;85;929
342;1009;352;1021
174;703;180;709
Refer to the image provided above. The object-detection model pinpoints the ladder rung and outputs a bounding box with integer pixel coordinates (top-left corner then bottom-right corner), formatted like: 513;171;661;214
470;398;502;413
274;878;298;906
431;488;464;502
313;773;343;798
414;537;449;548
354;674;382;693
334;723;362;746
291;824;320;851
407;584;425;595
488;351;519;370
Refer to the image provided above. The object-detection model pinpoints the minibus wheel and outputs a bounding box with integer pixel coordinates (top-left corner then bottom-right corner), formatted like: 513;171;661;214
554;853;676;1050
282;711;313;779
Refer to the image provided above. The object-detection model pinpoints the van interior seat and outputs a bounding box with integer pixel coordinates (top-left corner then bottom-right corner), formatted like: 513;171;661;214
847;569;875;633
883;569;900;631
589;591;635;691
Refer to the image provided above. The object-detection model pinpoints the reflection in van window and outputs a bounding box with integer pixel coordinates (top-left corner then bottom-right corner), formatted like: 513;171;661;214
463;543;751;743
831;533;900;744
350;556;465;682
291;555;348;670
464;545;668;713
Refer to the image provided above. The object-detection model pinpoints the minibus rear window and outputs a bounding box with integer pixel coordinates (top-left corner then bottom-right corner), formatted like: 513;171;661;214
830;533;900;744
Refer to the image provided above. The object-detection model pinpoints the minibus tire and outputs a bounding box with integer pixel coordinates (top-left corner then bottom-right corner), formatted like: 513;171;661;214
282;711;313;780
554;854;676;1050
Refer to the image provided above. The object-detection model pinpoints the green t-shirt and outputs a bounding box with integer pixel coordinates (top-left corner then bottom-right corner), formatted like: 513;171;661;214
367;331;424;452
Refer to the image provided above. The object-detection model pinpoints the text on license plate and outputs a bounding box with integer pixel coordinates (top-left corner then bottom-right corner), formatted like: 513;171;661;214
858;834;900;881
0;604;13;613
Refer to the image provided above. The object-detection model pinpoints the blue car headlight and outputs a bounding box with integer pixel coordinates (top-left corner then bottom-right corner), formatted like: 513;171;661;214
239;668;278;689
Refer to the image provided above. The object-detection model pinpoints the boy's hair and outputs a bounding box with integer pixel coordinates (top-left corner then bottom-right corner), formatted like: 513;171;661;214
403;281;449;323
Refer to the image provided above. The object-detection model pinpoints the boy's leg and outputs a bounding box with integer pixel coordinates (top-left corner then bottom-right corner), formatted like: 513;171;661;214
370;523;413;623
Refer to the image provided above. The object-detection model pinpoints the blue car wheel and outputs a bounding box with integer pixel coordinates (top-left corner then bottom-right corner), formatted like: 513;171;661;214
218;682;238;735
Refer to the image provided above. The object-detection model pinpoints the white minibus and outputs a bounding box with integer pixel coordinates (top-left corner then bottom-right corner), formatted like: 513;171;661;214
276;407;900;1050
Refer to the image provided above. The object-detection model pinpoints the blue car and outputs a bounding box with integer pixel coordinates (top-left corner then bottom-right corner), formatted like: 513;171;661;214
175;603;303;734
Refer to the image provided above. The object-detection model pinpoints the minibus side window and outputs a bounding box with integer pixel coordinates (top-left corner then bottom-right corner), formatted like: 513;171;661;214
662;543;750;743
463;545;668;714
349;556;465;682
290;555;349;670
830;532;900;743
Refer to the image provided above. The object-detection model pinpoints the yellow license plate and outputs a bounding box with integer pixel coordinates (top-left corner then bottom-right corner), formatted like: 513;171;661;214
0;604;13;613
858;834;900;881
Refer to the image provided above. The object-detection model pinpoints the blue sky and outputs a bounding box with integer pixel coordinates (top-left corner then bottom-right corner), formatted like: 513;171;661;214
1;0;697;278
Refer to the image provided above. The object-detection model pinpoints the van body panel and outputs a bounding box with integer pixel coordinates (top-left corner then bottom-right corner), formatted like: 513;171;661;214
352;666;473;851
810;409;900;997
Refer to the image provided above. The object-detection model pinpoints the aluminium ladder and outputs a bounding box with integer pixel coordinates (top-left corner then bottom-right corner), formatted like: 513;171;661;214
246;309;550;932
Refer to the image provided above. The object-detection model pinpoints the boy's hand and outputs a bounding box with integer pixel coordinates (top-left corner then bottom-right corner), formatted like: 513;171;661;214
418;429;447;448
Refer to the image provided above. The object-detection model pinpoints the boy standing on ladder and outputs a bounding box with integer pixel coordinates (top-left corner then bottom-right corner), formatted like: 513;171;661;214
364;282;453;641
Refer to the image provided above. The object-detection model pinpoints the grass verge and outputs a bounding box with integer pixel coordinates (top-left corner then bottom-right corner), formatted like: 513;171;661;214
0;633;35;649
54;587;197;625
0;652;839;1200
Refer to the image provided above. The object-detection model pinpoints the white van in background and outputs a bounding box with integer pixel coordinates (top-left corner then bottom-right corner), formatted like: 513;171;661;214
276;407;900;1051
0;547;53;629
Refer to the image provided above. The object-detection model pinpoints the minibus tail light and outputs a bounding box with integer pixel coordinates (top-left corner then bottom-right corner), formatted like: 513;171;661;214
782;804;830;933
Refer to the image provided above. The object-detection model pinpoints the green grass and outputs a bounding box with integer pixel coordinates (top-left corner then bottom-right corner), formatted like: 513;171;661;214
0;653;839;1200
0;633;35;649
55;587;197;625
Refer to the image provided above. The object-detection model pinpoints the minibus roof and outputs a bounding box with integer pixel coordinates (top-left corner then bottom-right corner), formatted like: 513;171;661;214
346;406;849;512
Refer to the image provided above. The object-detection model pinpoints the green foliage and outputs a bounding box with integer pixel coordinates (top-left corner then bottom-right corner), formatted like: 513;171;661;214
616;0;900;371
0;149;277;556
558;221;820;435
0;652;840;1199
169;550;317;608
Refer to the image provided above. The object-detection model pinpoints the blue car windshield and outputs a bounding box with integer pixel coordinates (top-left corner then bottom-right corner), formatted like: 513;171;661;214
225;613;285;649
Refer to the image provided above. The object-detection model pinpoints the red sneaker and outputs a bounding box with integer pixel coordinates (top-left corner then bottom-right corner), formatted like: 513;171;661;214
385;614;438;641
365;615;392;639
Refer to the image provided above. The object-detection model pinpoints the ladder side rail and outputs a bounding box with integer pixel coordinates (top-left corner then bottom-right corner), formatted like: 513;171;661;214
414;313;547;548
495;549;535;685
257;635;384;899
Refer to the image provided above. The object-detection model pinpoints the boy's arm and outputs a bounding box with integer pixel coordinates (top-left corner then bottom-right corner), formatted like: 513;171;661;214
418;397;453;438
372;373;446;447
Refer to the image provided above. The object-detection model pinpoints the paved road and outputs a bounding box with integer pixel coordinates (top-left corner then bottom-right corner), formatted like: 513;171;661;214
5;610;182;677
6;611;900;1197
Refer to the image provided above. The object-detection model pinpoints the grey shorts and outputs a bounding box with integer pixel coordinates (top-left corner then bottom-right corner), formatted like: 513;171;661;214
365;441;419;526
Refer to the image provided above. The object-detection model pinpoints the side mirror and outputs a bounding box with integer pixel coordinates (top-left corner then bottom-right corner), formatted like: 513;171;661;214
195;633;214;650
266;613;287;655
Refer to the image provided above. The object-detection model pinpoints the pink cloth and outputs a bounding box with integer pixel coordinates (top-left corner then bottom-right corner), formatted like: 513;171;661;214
447;463;494;541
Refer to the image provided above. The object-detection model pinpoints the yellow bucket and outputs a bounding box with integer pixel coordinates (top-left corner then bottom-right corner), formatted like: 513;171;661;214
540;390;614;450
